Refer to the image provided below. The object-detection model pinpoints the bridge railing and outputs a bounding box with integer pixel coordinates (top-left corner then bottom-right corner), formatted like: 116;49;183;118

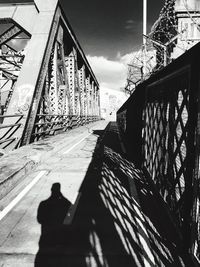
117;42;200;265
30;114;99;142
0;114;24;150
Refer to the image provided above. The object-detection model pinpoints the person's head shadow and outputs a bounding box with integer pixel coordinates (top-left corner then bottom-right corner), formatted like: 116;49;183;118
35;183;72;267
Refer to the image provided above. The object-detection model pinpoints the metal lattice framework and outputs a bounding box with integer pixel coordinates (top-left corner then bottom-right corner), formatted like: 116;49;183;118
125;0;200;95
0;17;30;149
117;41;200;265
0;22;29;114
28;11;100;143
0;1;100;150
142;70;189;227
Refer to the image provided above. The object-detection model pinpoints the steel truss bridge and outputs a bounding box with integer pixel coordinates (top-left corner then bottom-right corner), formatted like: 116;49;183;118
0;0;100;151
1;1;200;266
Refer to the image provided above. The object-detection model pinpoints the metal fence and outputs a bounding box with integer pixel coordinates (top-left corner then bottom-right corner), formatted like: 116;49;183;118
142;67;190;231
0;113;100;151
117;42;200;265
0;114;24;149
31;114;100;142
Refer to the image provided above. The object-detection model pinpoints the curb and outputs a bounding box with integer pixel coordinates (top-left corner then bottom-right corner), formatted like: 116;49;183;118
0;121;106;203
0;160;37;200
0;160;36;201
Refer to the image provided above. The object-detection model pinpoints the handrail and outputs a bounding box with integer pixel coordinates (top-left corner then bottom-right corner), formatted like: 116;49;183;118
32;115;99;139
37;114;70;116
0;114;23;118
0;137;16;145
0;123;22;129
117;42;200;264
0;114;24;149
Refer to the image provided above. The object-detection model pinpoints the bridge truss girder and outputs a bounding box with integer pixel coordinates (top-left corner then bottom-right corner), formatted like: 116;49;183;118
0;0;100;149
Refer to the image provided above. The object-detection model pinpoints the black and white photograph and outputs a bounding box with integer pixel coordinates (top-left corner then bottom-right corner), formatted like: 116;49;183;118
0;0;200;266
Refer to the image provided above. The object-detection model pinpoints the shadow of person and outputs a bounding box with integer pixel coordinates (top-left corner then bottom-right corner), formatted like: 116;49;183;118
35;183;71;267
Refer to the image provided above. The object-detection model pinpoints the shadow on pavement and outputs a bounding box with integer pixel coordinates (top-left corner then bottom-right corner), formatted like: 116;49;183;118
35;183;71;267
35;122;193;267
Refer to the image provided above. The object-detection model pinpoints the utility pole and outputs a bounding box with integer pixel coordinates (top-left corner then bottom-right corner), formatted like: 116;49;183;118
143;0;147;78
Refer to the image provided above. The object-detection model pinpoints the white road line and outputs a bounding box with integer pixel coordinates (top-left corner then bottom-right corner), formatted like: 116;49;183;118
63;132;91;154
0;132;91;221
0;170;46;221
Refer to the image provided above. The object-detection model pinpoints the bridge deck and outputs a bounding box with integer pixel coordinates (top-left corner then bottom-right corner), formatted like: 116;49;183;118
0;121;193;266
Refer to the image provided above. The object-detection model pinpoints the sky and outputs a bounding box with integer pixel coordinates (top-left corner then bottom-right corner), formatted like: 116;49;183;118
0;0;165;92
60;0;163;59
59;0;164;92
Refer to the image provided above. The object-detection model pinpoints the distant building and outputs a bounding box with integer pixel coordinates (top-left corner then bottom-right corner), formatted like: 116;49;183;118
126;0;200;95
151;0;200;67
172;0;200;58
100;88;128;121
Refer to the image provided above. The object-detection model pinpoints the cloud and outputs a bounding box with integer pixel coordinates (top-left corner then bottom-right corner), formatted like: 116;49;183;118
124;20;142;33
117;51;136;64
126;19;134;24
87;55;127;91
124;19;152;34
87;49;147;93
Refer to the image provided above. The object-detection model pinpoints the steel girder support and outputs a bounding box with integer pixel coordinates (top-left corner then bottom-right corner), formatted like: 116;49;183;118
93;85;97;116
91;81;96;116
0;3;61;148
31;24;71;118
59;43;70;115
3;80;16;113
47;38;69;115
48;35;70;116
73;49;81;116
0;25;22;46
65;51;75;114
85;76;91;116
78;65;86;116
97;88;101;116
0;1;100;148
95;86;100;116
49;41;59;114
96;86;101;116
88;78;92;116
94;86;99;116
0;27;27;116
20;8;62;145
89;80;94;116
54;25;71;115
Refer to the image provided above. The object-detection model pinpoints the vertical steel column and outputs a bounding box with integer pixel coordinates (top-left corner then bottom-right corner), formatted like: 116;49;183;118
96;87;100;117
49;41;58;114
91;81;95;116
89;77;93;116
83;67;87;116
21;7;61;145
78;65;86;116
73;48;80;115
85;76;91;117
59;39;71;114
94;85;98;116
66;51;75;114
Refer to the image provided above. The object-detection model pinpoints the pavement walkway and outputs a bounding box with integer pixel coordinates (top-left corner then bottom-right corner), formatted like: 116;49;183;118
0;121;194;267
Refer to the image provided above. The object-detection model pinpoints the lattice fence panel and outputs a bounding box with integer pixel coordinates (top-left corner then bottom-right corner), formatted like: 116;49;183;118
142;72;190;228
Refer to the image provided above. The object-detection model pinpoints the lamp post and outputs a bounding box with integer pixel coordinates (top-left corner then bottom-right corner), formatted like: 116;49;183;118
143;0;147;77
